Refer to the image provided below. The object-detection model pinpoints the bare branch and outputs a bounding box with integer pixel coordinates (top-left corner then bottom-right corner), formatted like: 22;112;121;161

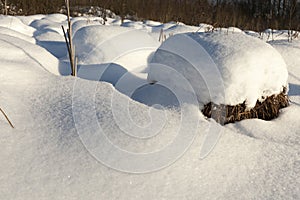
63;0;76;76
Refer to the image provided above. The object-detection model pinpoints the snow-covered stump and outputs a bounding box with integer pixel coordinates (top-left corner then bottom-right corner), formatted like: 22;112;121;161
148;32;289;124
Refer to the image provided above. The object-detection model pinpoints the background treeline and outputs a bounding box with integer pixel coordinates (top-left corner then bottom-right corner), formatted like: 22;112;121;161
1;0;300;31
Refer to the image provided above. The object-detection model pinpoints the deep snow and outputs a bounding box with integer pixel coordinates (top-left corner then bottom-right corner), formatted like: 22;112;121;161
148;32;288;108
0;13;299;200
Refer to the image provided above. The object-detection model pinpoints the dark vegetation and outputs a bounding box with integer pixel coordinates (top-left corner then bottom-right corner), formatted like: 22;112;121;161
1;0;299;31
202;89;289;125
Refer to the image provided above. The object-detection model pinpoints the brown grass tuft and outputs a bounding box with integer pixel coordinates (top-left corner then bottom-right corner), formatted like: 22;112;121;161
202;91;289;125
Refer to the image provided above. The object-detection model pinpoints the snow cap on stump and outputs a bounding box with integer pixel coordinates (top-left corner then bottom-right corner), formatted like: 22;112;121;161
148;32;289;124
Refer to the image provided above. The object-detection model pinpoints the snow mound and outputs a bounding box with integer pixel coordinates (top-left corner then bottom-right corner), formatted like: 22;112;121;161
73;25;159;71
16;14;46;25
77;63;128;85
147;22;200;40
42;14;68;23
148;32;289;108
143;20;163;27
0;15;36;36
0;26;35;43
30;17;66;36
121;20;146;30
0;34;69;75
216;27;244;34
29;15;68;58
72;18;105;35
35;29;64;42
164;23;200;34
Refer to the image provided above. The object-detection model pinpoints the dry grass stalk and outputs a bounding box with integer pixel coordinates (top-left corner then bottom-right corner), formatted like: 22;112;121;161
62;0;76;76
0;107;14;128
4;0;7;15
159;28;164;43
202;91;289;125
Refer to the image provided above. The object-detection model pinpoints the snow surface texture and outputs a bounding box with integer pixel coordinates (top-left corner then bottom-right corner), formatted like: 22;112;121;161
148;32;289;108
0;15;299;200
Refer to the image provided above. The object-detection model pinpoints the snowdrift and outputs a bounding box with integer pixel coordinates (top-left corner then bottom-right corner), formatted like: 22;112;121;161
0;34;69;76
0;15;36;36
148;32;289;123
73;25;159;72
30;14;68;58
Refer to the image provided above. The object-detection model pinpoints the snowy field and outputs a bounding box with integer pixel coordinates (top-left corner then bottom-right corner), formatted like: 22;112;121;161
0;14;299;199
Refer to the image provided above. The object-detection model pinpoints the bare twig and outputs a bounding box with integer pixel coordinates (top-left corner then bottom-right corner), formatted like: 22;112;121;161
73;45;77;76
63;0;76;76
62;26;71;57
62;25;73;72
159;28;164;43
0;107;14;128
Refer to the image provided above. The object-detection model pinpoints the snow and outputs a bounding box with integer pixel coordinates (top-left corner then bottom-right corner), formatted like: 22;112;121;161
269;40;300;85
73;25;159;71
0;14;299;200
16;14;46;25
0;34;69;76
71;18;107;35
72;25;160;86
148;32;289;108
0;26;35;43
0;15;36;36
